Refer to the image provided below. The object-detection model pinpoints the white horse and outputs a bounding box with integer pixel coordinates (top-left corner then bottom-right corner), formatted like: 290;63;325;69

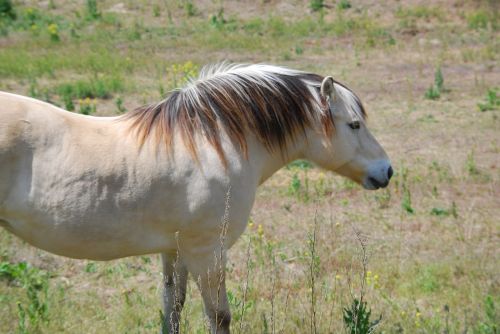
0;64;392;333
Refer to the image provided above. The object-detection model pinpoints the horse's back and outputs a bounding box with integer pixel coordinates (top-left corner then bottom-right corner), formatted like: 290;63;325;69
0;92;31;150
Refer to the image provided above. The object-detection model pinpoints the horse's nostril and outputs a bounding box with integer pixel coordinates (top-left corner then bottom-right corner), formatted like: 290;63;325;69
387;166;393;180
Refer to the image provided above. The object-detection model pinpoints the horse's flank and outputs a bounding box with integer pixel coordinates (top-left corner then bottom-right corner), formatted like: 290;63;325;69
121;64;365;166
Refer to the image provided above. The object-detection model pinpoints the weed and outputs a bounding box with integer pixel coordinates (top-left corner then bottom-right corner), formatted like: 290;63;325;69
310;0;324;12
0;261;49;333
28;77;39;98
152;4;160;17
288;160;313;170
169;61;198;88
115;96;126;114
425;85;440;100
78;98;96;115
415;266;444;293
210;8;226;29
466;151;479;175
425;66;444;100
430;207;449;216
343;298;382;334
288;173;301;197
85;0;100;20
337;0;352;10
343;229;382;334
0;0;16;20
400;166;414;214
475;295;498;334
307;215;320;333
57;76;124;100
47;23;59;41
467;9;496;30
85;262;97;273
227;289;253;322
395;5;443;21
62;92;74;111
184;1;196;17
478;88;499;112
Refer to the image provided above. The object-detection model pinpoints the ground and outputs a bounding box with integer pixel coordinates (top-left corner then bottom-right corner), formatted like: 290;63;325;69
0;0;498;333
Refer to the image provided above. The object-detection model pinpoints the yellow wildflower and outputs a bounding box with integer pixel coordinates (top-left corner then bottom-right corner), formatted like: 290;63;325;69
257;224;264;237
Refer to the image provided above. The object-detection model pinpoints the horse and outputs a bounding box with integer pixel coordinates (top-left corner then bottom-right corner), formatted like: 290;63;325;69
0;63;392;333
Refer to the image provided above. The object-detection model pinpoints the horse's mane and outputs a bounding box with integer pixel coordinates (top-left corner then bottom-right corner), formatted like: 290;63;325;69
121;63;365;166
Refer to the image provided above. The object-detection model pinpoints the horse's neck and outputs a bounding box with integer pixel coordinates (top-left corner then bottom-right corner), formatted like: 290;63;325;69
247;133;308;185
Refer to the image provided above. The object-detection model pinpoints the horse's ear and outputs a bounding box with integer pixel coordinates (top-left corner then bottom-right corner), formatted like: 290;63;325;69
320;76;335;99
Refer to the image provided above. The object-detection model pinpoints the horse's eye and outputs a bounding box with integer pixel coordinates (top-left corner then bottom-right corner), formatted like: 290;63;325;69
348;121;360;130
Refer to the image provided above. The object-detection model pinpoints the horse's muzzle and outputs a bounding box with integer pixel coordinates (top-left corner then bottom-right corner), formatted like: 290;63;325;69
362;162;393;190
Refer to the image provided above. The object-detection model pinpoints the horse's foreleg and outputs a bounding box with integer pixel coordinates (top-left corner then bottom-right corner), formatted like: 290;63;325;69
185;249;231;334
161;252;188;334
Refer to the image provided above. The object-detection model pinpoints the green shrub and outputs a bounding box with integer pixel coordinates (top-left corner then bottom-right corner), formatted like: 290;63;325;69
86;0;100;20
310;0;324;12
56;76;124;100
343;298;381;334
0;0;16;20
478;88;499;112
337;0;352;10
0;261;50;333
467;9;496;30
425;66;444;100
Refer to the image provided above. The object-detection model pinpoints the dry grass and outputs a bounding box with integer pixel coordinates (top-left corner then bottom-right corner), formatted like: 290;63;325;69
0;0;498;333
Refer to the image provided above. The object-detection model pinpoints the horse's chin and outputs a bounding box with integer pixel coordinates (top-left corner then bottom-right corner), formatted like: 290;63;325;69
361;180;379;190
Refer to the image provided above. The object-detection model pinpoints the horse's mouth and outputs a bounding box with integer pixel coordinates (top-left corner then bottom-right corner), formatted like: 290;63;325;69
362;176;389;190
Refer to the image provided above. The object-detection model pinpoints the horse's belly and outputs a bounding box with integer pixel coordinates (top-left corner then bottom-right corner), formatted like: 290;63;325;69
0;214;178;260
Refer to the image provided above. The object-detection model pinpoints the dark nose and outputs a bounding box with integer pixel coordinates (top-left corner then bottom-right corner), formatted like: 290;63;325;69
387;166;393;180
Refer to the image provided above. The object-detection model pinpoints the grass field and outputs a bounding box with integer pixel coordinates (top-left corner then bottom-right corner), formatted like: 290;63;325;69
0;0;498;333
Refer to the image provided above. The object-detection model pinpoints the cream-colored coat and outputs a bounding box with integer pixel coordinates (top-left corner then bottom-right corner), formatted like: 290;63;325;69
0;75;391;333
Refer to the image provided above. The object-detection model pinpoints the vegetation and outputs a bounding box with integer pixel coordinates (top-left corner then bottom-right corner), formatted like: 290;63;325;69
425;66;444;100
0;1;498;333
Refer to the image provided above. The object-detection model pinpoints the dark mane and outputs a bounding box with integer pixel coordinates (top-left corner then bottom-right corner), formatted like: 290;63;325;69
121;64;364;166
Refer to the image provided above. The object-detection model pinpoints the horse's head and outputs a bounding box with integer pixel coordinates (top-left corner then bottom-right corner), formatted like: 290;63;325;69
305;76;392;190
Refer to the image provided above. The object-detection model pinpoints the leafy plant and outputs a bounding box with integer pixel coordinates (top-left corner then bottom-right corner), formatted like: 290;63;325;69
0;261;50;333
343;298;381;334
288;173;301;196
466;151;479;175
475;295;498;334
400;167;414;214
227;289;253;322
57;76;124;100
85;0;100;20
47;23;59;41
287;159;313;170
62;92;74;111
478;88;499;112
425;66;444;100
185;1;196;17
169;61;199;88
338;0;352;10
79;97;96;115
310;0;324;12
210;8;226;29
0;0;16;20
115;96;126;114
467;9;496;30
430;207;449;216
